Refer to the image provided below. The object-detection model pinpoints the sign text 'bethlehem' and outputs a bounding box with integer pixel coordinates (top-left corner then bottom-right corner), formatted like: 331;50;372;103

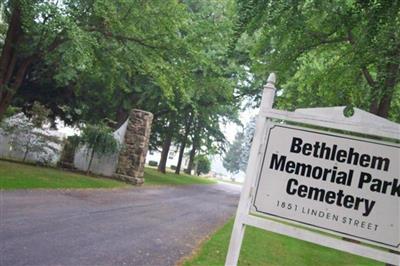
252;124;400;248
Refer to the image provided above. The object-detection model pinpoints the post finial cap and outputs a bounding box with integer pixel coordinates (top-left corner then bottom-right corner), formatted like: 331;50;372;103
263;73;276;91
267;73;276;85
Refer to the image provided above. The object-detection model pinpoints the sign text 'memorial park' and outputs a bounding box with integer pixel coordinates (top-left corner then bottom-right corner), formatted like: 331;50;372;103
226;74;399;266
253;125;400;248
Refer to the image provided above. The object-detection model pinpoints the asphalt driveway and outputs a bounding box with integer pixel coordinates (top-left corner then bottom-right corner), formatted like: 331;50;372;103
0;183;241;266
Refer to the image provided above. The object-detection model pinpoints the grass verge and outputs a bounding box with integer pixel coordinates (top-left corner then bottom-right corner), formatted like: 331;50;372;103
0;160;215;189
0;160;128;189
143;167;216;186
183;219;383;266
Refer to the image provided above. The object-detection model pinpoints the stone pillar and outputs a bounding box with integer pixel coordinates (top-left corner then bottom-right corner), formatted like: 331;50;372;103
114;109;153;185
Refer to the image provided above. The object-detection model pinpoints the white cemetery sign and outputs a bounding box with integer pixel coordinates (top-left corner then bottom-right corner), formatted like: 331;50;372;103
225;73;400;266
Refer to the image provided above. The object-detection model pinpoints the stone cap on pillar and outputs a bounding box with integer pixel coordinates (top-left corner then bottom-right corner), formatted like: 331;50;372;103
130;109;154;117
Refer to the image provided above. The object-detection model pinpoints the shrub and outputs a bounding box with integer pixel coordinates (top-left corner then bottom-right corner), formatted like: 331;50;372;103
1;106;60;164
195;155;211;176
78;124;119;174
148;160;158;167
170;165;177;170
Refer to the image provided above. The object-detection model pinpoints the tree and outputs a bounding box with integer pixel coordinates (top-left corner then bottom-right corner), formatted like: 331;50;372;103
233;0;400;120
157;118;176;174
195;155;211;176
239;116;255;172
175;108;194;174
1;0;243;178
153;0;240;175
185;118;202;174
0;0;193;120
78;124;119;175
0;102;59;163
223;131;244;174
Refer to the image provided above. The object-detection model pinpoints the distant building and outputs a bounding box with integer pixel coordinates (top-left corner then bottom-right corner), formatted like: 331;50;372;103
146;146;190;170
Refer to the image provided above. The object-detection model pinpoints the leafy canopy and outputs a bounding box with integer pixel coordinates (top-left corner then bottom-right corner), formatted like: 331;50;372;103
233;0;400;120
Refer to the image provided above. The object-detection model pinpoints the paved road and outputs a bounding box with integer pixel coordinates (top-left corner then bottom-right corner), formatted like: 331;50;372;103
0;183;241;266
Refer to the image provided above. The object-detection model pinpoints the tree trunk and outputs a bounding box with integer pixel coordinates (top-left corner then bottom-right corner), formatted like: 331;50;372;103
86;148;95;175
114;107;129;129
0;2;23;119
0;57;34;118
368;87;380;115
0;2;22;83
158;130;172;173
368;82;397;119
186;121;201;175
186;145;196;175
367;47;400;118
0;1;63;120
377;88;395;118
175;112;194;175
22;147;29;162
377;62;399;118
22;137;32;162
175;142;186;175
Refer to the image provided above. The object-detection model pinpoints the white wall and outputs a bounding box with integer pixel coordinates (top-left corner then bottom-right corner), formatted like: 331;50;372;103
73;119;128;176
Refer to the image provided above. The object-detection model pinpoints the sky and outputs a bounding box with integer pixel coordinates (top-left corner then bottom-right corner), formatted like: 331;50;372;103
210;105;258;182
222;106;258;142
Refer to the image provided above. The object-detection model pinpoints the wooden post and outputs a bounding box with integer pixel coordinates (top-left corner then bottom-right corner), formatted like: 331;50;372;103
260;73;277;113
225;73;399;265
225;73;276;266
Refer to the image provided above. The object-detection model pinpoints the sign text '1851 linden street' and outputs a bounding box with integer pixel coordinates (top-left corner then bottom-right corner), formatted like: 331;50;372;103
252;124;399;249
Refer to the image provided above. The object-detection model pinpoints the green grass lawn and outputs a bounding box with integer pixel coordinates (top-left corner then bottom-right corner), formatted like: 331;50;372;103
144;167;216;186
183;219;384;266
0;160;129;189
0;160;215;189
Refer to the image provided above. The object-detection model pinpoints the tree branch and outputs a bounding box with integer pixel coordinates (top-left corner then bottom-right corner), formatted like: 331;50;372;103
46;33;67;53
85;26;168;50
346;30;377;88
361;67;376;88
291;36;348;60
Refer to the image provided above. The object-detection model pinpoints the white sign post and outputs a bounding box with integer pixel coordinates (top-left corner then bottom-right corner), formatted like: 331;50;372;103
225;73;400;266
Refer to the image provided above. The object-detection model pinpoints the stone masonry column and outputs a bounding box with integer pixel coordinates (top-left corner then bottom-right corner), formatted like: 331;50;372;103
113;109;153;185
